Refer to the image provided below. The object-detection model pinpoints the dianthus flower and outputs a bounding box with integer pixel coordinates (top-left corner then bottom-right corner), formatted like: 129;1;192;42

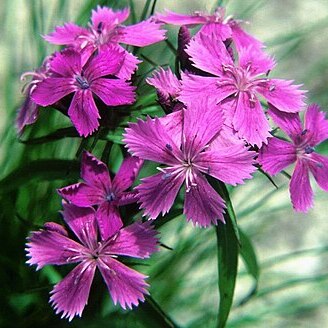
259;104;328;212
156;7;263;51
124;101;256;227
26;203;158;321
58;151;143;239
44;6;166;79
31;47;135;136
179;33;306;146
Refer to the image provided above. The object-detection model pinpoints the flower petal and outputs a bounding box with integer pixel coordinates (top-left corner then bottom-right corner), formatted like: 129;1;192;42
158;110;183;149
179;73;235;106
258;137;296;175
61;203;98;249
49;49;82;76
304;104;328;145
117;20;166;47
200;22;232;40
186;33;233;76
290;160;313;212
96;202;123;241
116;48;141;80
91;6;129;29
308;153;328;192
268;104;302;140
57;182;105;207
50;261;96;321
184;173;225;227
256;79;306;113
156;10;207;25
239;46;275;76
230;21;264;51
137;172;185;219
91;78;136;106
124;116;181;165
68;90;100;137
31;77;75;106
105;221;159;258
84;45;125;80
98;257;149;309
113;156;144;192
81;151;111;191
183;100;225;155
43;23;88;45
232;92;271;146
146;67;181;99
16;91;39;135
26;224;86;270
196;145;256;185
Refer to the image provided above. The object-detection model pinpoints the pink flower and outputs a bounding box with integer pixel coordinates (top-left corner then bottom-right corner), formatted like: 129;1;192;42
156;7;263;51
16;57;52;134
124;101;256;227
179;33;306;146
146;68;184;113
31;47;135;137
258;104;328;212
58;151;143;240
44;6;166;79
26;203;158;321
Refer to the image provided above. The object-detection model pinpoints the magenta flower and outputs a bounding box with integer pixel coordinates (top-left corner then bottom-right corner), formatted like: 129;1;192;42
58;151;143;240
259;104;328;212
156;7;263;51
179;33;306;146
146;68;184;113
44;6;166;79
16;58;51;134
26;203;158;321
124;101;256;227
31;47;135;136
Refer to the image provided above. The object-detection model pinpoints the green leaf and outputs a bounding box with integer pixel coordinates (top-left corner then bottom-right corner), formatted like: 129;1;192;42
137;295;180;328
216;219;239;328
214;181;239;328
0;159;80;192
237;229;259;306
20;127;79;145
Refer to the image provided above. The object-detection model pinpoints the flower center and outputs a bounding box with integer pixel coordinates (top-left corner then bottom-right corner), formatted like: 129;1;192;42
75;75;90;89
106;192;116;202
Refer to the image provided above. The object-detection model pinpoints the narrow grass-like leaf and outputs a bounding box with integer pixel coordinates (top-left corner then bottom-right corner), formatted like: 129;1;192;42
215;181;239;328
140;0;152;21
0;159;80;192
20;127;79;144
137;295;180;328
216;217;239;328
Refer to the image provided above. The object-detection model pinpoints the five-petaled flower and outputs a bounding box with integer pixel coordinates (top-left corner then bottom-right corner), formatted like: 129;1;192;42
58;151;143;239
31;47;136;137
26;203;158;321
179;33;306;146
124;100;256;227
259;104;328;212
44;6;166;79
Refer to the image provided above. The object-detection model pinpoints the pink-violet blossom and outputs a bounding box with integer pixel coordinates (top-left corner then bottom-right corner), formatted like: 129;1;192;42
58;151;143;240
179;32;306;146
259;104;328;212
26;203;158;320
31;47;135;137
124;101;256;227
156;7;263;51
44;6;166;79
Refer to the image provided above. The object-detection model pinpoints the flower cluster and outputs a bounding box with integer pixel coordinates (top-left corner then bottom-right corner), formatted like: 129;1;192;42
23;5;328;322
